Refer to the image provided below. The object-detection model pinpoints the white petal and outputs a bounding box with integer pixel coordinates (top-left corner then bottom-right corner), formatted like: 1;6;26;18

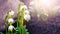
8;18;14;23
24;14;31;21
20;5;27;11
8;25;14;31
9;10;14;16
24;10;30;15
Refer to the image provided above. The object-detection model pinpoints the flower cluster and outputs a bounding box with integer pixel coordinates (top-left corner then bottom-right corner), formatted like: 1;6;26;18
8;18;15;31
4;2;30;34
7;10;15;31
20;4;31;21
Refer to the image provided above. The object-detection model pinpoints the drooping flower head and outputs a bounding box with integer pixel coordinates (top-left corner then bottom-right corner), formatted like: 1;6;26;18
20;5;27;11
24;10;30;15
8;25;14;31
9;10;14;16
8;18;14;23
24;14;31;21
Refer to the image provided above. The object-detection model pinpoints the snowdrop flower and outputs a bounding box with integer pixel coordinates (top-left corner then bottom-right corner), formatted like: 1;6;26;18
20;5;27;11
8;18;14;23
9;10;14;16
8;25;14;31
24;10;30;15
24;14;31;21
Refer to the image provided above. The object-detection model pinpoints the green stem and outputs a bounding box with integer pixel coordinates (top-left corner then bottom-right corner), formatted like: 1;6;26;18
11;31;13;34
4;18;7;34
17;21;18;27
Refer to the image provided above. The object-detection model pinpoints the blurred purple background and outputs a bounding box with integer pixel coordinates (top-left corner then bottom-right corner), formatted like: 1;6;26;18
0;0;60;34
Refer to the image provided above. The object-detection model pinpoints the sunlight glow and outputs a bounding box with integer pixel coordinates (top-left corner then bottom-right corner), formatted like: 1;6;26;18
29;0;60;21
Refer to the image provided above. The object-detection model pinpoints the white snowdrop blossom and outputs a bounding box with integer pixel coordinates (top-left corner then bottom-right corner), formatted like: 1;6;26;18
8;25;14;31
8;18;14;23
9;10;14;16
20;5;27;11
24;14;31;21
24;10;30;15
